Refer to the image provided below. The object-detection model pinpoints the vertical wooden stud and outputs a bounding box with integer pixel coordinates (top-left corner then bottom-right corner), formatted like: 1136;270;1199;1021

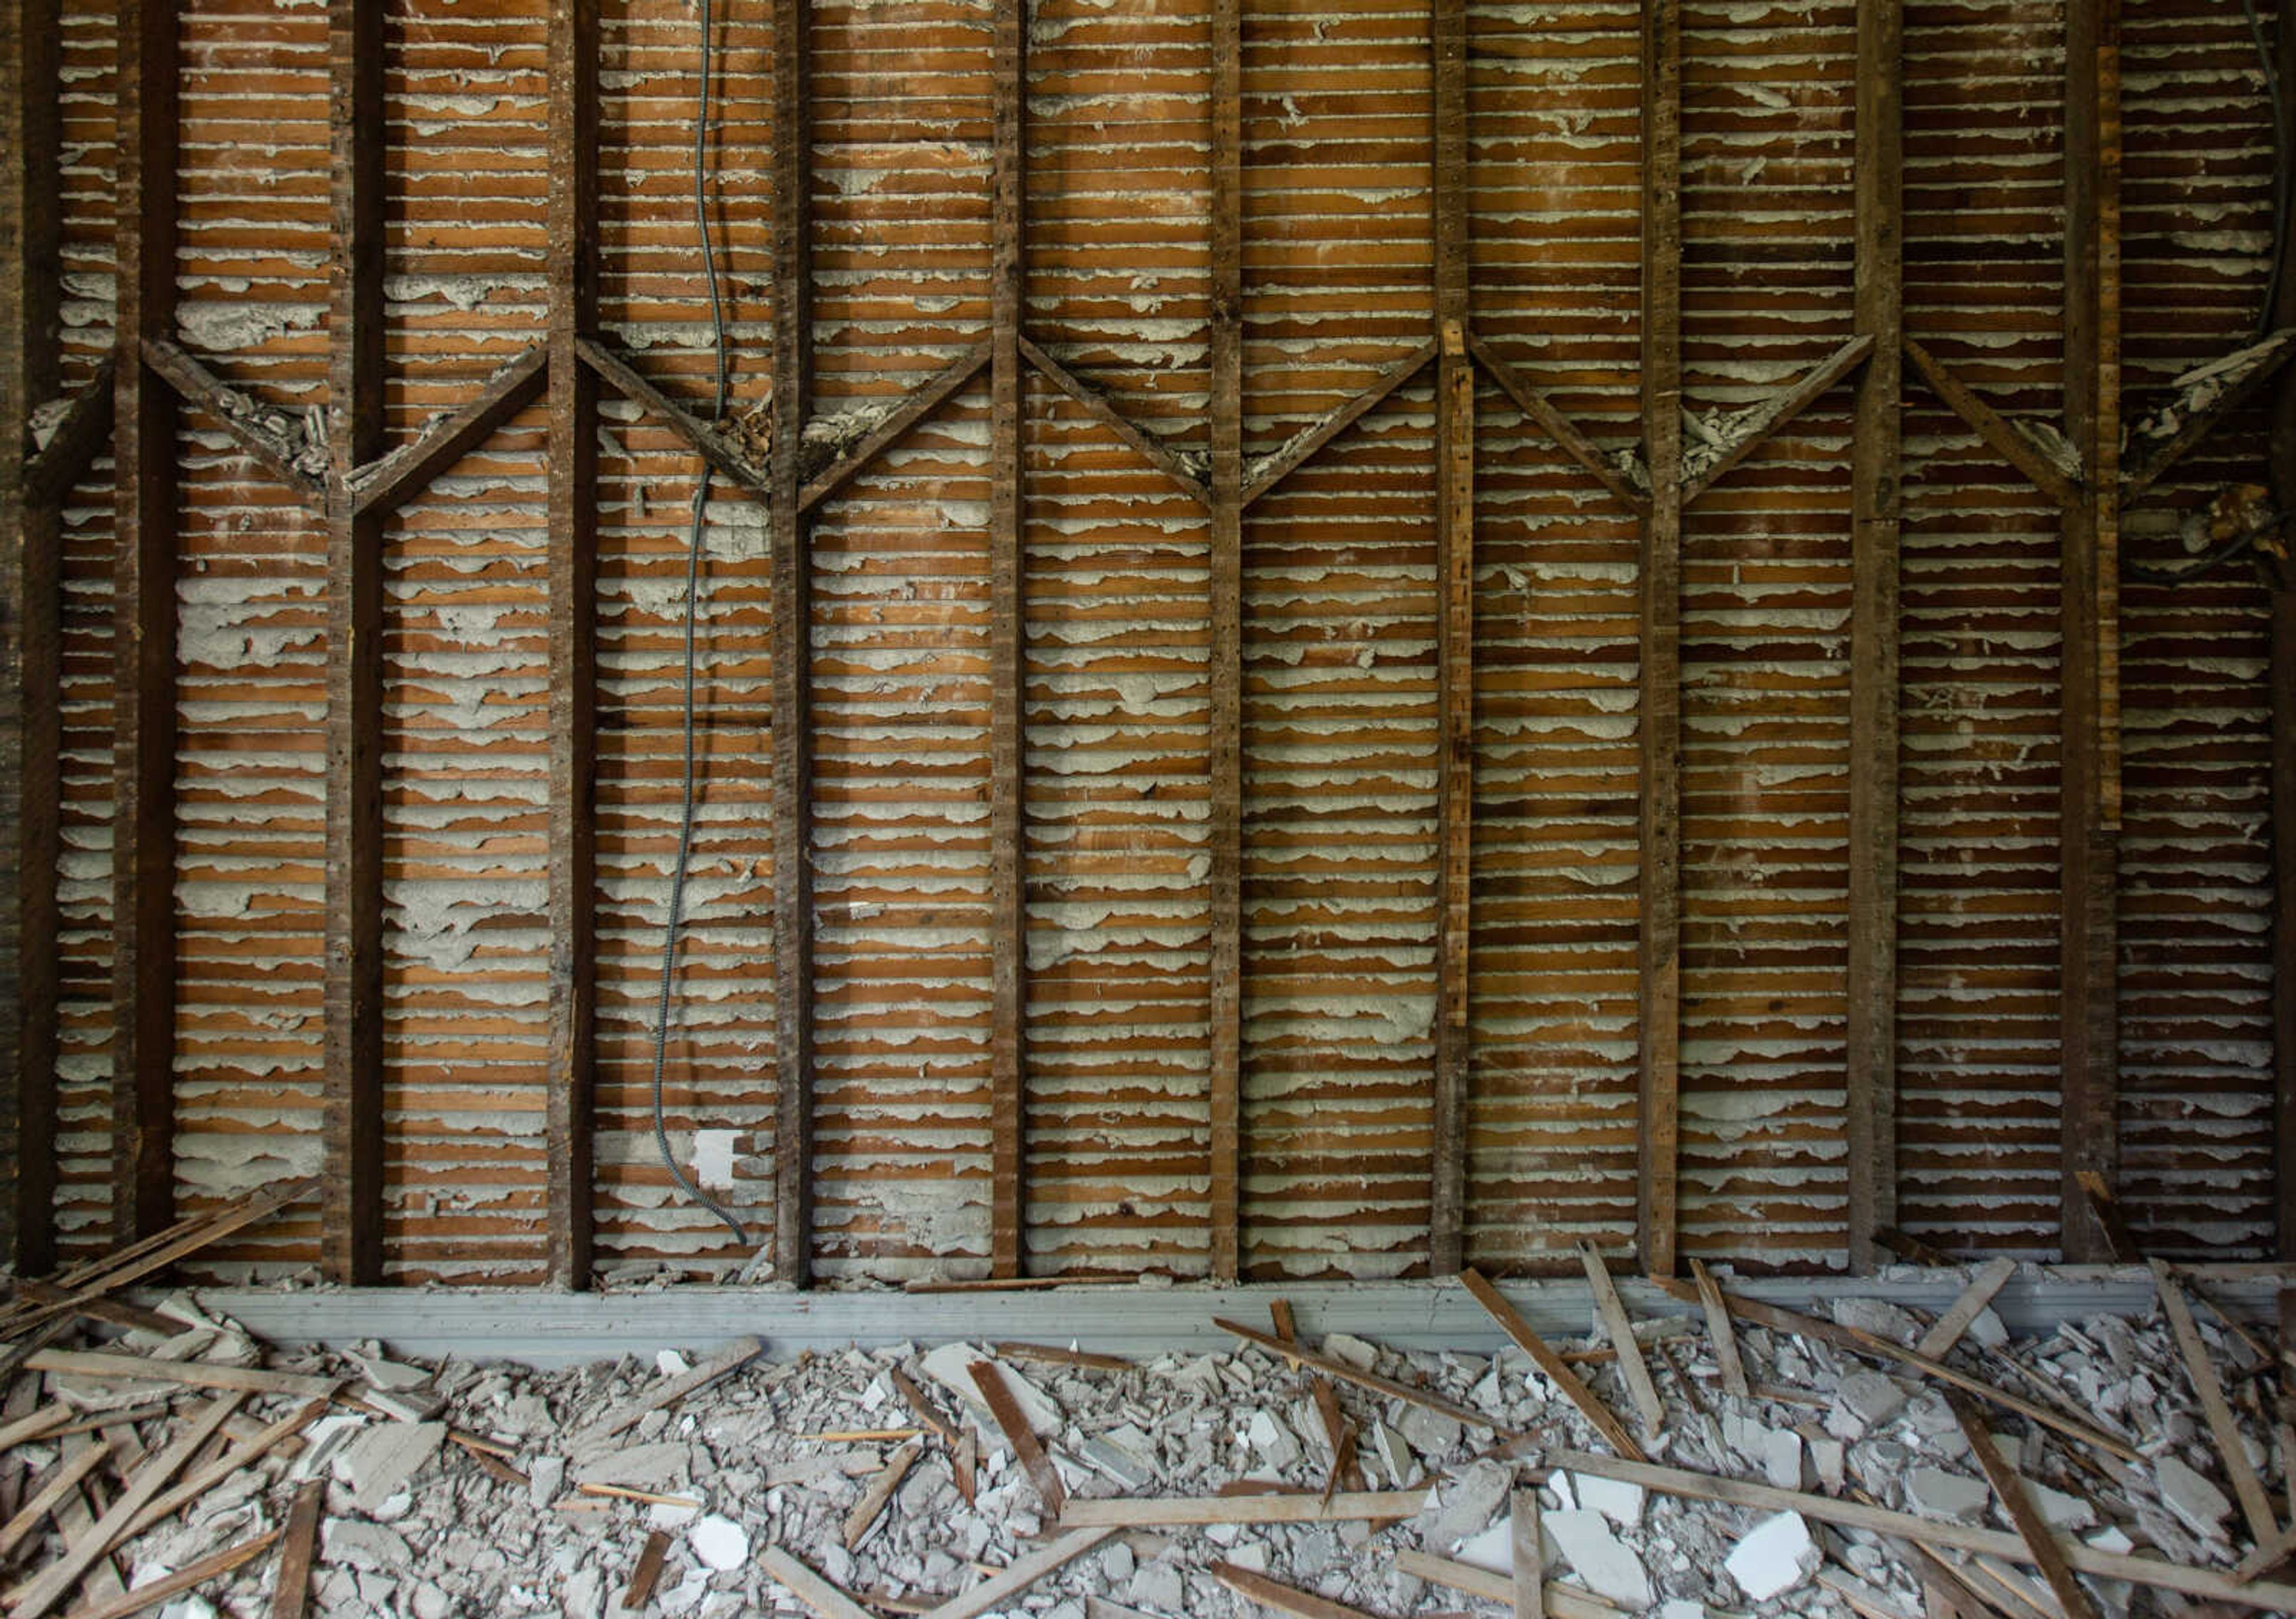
2059;0;2122;1261
0;0;64;1271
988;0;1028;1279
1845;0;1904;1272
2267;0;2296;1260
545;0;599;1288
770;0;817;1287
321;0;387;1286
1206;0;1244;1280
1427;0;1474;1276
111;0;181;1243
1636;0;1684;1278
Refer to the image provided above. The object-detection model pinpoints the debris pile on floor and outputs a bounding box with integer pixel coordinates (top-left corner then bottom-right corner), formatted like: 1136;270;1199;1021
4;1180;2296;1618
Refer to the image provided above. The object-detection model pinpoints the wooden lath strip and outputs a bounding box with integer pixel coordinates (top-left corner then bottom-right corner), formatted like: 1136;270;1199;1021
320;0;387;1286
2273;11;2296;1265
1680;332;1874;505
1241;340;1438;507
1205;0;1244;1282
111;0;182;1246
799;339;990;514
1467;333;1648;515
1018;337;1205;503
21;356;115;508
771;0;817;1288
1845;0;1903;1273
1427;0;1473;1277
1900;335;2078;508
1636;0;1684;1280
139;338;328;517
544;0;600;1289
987;0;1028;1280
2121;326;2296;500
349;342;548;518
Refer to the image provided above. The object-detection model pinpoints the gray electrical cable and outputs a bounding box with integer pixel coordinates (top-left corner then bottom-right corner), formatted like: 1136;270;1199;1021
650;0;746;1250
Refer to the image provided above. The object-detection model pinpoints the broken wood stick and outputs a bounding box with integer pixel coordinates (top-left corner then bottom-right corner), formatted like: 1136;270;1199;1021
2075;1172;2142;1264
1212;1560;1379;1619
889;1368;958;1448
1687;1258;1750;1399
576;1337;761;1446
1390;1550;1626;1619
924;1526;1113;1619
22;1353;339;1404
0;1409;68;1457
266;1479;323;1619
2152;1258;2280;1545
844;1438;922;1550
55;1524;282;1619
0;1446;107;1563
1457;1270;1644;1461
761;1547;878;1619
1550;1448;2296;1611
1511;1485;1543;1619
991;1343;1132;1374
1946;1392;2102;1619
1916;1258;2017;1361
1061;1490;1422;1527
124;1397;328;1542
1213;1318;1507;1436
1575;1242;1663;1434
1271;1300;1357;1501
967;1361;1064;1516
623;1530;672;1611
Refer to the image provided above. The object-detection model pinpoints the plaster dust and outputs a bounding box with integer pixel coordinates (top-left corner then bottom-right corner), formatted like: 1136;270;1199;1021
9;1276;2280;1619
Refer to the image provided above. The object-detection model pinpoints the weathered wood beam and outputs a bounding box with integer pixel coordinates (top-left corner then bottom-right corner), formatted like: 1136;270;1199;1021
349;343;548;519
798;340;990;516
22;359;116;508
1680;333;1874;505
771;0;817;1288
1241;340;1439;507
139;339;328;517
988;0;1028;1279
1846;0;1903;1273
1465;334;1649;516
2121;327;2296;501
1018;338;1205;504
1636;0;1684;1279
1206;0;1244;1282
1900;336;2079;508
545;0;600;1289
321;0;386;1286
2058;0;2123;1261
1427;0;1473;1277
111;0;181;1243
574;337;770;502
1;0;65;1272
2269;0;2296;1261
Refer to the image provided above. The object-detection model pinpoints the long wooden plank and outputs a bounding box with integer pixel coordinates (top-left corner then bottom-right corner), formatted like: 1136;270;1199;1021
0;0;66;1274
1687;1257;1751;1397
923;1527;1113;1619
1635;0;1684;1280
1214;1316;1508;1433
543;0;600;1292
23;1351;340;1402
799;342;990;514
1392;1550;1627;1619
1063;1493;1421;1527
1205;0;1244;1281
966;1361;1062;1515
1213;1562;1379;1619
110;0;182;1246
770;0;817;1288
1458;1268;1644;1458
1427;0;1474;1277
1467;336;1648;515
1577;1242;1664;1433
1553;1449;2296;1611
1947;1394;2102;1619
1511;1486;1543;1619
2152;1261;2277;1544
320;0;386;1288
2057;0;2123;1261
266;1480;323;1619
123;1396;328;1543
137;340;327;517
1899;337;2079;507
350;343;548;517
1846;0;1903;1273
762;1549;879;1619
1915;1257;2016;1360
574;1337;762;1446
0;1446;106;1563
1018;339;1205;502
987;0;1028;1280
1681;334;1875;504
53;1526;282;1619
1241;342;1438;507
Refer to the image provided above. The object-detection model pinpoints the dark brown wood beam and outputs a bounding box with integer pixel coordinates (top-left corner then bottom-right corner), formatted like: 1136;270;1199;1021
1241;340;1437;508
1900;336;2078;509
575;337;770;501
350;343;548;519
545;0;599;1290
111;0;181;1244
798;340;990;516
1845;0;1903;1273
1206;0;1244;1282
320;0;386;1286
1680;333;1875;507
1636;0;1684;1279
2268;0;2296;1260
139;339;328;517
1465;334;1648;516
988;0;1028;1279
2121;327;2296;502
22;358;116;508
1427;0;1473;1277
1018;337;1206;504
771;0;817;1288
2058;0;2123;1262
1;0;65;1272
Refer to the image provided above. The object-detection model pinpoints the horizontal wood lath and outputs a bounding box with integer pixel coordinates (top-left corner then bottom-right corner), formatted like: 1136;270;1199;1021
3;0;2288;1282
